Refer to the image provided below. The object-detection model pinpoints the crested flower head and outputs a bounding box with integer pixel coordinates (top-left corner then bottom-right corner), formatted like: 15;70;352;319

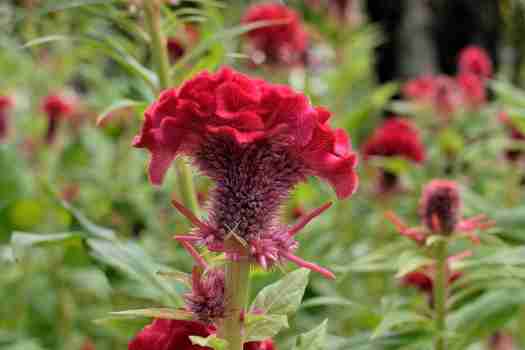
0;95;14;141
128;318;276;350
419;180;461;235
458;46;492;79
129;319;212;350
363;117;425;163
242;3;308;65
167;37;185;63
135;67;358;277
457;72;486;107
402;75;436;102
41;93;75;144
42;93;74;120
185;267;225;323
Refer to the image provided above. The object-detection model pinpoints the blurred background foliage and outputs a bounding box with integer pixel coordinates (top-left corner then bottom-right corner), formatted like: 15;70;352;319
2;1;525;350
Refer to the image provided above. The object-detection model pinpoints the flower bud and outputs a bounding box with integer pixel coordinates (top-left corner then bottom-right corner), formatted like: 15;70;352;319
419;180;461;235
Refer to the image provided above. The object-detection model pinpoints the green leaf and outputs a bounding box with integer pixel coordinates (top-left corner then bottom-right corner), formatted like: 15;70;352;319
295;320;328;350
96;99;147;127
372;311;428;339
189;335;227;350
109;308;193;320
243;313;289;342
11;232;82;259
301;296;358;309
87;239;183;306
251;268;310;315
395;253;433;278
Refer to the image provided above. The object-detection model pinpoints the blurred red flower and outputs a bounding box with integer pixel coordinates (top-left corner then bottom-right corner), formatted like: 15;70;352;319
419;179;461;235
129;319;276;350
363;117;425;163
42;93;75;144
0;95;14;141
458;46;492;79
242;3;308;65
457;72;486;107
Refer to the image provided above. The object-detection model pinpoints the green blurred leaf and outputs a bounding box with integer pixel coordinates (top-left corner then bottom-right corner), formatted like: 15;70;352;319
295;320;328;350
109;308;193;320
244;313;289;342
251;268;309;315
189;335;227;350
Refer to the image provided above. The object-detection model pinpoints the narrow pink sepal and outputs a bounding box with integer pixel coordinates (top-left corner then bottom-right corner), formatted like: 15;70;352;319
282;251;336;279
288;202;332;237
175;237;208;269
171;197;208;230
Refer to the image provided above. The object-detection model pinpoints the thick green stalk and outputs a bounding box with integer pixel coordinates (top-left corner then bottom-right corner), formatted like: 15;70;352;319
143;0;199;214
220;241;250;350
433;239;448;350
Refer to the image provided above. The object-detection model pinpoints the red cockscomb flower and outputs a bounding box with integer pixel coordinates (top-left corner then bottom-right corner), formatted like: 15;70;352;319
242;3;308;66
363;117;425;193
386;180;495;244
42;93;74;144
129;319;276;350
401;251;470;294
402;75;436;102
0;95;14;141
363;117;425;163
167;37;185;63
134;67;358;278
432;75;463;117
458;46;492;79
457;72;486;107
129;319;212;350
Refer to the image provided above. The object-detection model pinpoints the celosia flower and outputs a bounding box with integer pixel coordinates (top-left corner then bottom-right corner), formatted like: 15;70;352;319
386;180;494;244
134;67;358;278
363;117;425;163
457;72;486;107
129;319;212;350
363;117;425;193
458;46;492;79
402;75;436;102
489;332;515;350
401;251;470;295
42;93;74;144
0;95;14;141
167;37;185;63
403;75;463;117
432;75;463;117
129;319;276;350
242;3;308;65
185;267;225;323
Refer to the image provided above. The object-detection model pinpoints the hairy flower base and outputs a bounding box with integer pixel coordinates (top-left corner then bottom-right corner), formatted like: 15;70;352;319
185;268;225;323
174;199;335;279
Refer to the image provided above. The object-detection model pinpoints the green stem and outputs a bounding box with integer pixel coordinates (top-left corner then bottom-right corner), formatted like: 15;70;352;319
220;241;250;350
143;0;199;214
144;0;171;91
433;239;448;350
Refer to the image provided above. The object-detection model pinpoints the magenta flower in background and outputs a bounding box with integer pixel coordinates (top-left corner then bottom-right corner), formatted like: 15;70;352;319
167;37;185;63
401;251;470;295
363;117;425;163
133;67;358;278
0;95;14;141
42;93;74;144
128;318;277;350
458;45;493;80
386;180;495;244
419;179;461;235
457;72;486;107
363;117;425;193
242;3;308;66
